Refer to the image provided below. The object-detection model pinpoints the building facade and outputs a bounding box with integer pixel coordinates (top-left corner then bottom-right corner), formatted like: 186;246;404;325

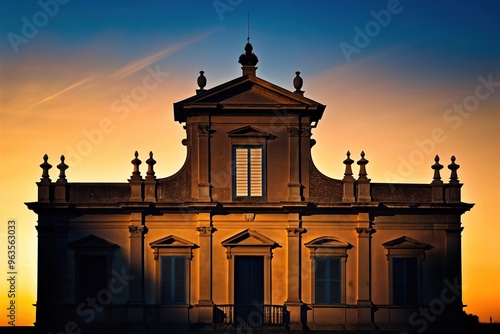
27;43;473;333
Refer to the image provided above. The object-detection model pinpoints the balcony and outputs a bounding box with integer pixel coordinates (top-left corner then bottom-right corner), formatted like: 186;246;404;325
214;304;289;329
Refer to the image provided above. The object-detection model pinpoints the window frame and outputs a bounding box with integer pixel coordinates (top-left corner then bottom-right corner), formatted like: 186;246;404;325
314;257;342;305
390;257;419;306
149;235;197;305
232;145;266;198
305;236;352;305
383;236;432;306
160;255;187;305
70;235;119;306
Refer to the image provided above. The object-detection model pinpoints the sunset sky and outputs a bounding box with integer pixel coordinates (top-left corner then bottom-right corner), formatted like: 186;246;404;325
1;0;499;326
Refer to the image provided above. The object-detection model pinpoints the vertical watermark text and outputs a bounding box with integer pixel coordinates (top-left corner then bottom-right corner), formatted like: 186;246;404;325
6;219;17;326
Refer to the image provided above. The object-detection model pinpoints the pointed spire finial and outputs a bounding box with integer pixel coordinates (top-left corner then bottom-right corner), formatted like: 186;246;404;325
431;155;443;184
357;151;369;179
40;154;52;182
343;151;354;179
238;30;258;76
448;155;460;183
146;151;156;177
131;151;142;177
57;155;68;182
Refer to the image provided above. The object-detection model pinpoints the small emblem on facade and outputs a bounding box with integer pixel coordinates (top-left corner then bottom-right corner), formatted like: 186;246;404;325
244;213;255;221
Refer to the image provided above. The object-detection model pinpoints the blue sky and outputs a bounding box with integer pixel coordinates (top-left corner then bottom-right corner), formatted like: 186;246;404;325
2;0;499;82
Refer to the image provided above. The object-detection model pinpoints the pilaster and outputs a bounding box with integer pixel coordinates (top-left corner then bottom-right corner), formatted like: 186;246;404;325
287;126;302;201
285;213;306;330
128;213;146;304
355;213;375;329
197;124;211;202
196;213;214;323
445;227;463;308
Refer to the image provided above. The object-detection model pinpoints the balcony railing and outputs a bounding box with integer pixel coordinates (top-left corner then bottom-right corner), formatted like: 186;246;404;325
214;304;288;329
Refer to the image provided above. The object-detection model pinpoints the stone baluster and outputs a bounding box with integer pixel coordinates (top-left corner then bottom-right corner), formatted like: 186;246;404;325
54;155;68;203
342;151;356;202
431;155;444;203
129;151;143;201
447;156;462;202
356;151;372;202
144;151;157;202
38;154;52;202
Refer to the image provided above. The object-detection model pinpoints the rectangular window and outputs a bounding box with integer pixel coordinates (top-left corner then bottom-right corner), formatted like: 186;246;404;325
315;257;341;304
234;146;263;197
392;257;418;305
161;256;186;304
79;255;108;302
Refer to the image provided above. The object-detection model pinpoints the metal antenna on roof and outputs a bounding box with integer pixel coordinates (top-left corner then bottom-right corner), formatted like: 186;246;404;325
247;11;250;43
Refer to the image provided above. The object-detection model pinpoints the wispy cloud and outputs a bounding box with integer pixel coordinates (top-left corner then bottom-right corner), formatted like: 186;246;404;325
27;29;218;108
28;76;96;108
111;29;218;79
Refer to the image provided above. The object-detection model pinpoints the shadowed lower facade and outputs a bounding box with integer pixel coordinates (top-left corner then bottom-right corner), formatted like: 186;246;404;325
27;42;473;333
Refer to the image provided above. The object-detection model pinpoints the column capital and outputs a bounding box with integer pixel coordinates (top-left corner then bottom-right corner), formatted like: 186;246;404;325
197;124;211;136
355;227;375;235
129;225;148;235
196;226;214;236
286;227;306;237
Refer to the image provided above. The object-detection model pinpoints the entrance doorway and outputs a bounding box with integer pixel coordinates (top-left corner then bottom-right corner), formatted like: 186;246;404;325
234;256;264;327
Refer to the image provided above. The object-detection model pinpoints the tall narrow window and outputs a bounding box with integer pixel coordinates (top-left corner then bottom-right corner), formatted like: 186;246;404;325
383;236;431;307
234;146;263;197
79;255;108;302
161;256;186;304
315;257;341;304
392;257;418;305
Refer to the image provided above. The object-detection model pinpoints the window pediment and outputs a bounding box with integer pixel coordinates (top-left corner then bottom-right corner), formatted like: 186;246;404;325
149;235;198;260
70;234;119;250
227;125;273;139
305;236;352;258
382;236;432;250
305;236;353;249
383;236;433;260
221;229;278;248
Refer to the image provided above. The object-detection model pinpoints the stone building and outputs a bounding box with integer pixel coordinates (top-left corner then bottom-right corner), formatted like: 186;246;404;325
27;42;473;333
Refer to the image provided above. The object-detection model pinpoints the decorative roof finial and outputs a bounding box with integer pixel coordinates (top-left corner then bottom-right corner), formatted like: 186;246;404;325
431;155;443;184
57;155;68;182
448;155;460;183
146;151;156;177
343;151;355;180
238;33;258;76
357;151;369;179
131;151;142;178
40;154;52;182
197;71;206;90
293;71;304;95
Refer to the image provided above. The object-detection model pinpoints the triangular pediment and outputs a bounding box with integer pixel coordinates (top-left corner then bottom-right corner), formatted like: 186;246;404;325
304;236;353;249
227;125;271;138
70;234;119;249
149;235;197;248
382;236;432;250
174;75;325;122
221;229;278;247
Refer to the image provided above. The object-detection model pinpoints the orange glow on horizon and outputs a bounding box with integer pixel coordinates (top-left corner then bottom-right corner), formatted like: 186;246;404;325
1;43;499;327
